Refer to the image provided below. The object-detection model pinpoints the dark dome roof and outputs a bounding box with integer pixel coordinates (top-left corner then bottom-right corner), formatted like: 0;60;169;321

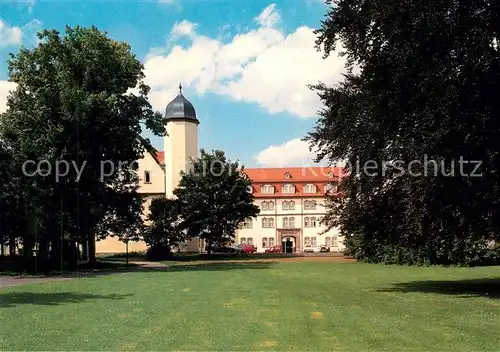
165;84;199;123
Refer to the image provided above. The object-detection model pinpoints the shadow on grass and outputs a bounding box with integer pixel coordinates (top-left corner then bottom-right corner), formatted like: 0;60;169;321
378;278;500;299
0;292;132;308
167;261;276;272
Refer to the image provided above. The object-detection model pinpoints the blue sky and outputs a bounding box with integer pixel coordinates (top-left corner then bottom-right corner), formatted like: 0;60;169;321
0;0;346;167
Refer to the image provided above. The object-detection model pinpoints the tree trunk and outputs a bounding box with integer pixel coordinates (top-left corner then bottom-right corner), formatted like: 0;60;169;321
88;232;96;266
207;238;212;255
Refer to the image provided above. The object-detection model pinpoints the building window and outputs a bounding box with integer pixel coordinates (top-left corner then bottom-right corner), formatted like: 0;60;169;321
262;217;274;228
269;237;275;246
304;184;316;193
282;184;295;193
241;219;253;229
325;237;331;247
261;185;275;194
325;183;338;194
246;185;253;193
262;237;268;248
304;200;317;210
304;237;311;246
240;237;246;244
332;236;338;247
261;201;274;211
304;216;317;228
144;171;152;183
311;237;317;246
282;200;295;210
285;172;291;179
247;237;253;245
283;217;295;228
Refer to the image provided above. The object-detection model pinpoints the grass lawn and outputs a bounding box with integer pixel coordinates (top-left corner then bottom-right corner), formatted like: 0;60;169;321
1;259;499;351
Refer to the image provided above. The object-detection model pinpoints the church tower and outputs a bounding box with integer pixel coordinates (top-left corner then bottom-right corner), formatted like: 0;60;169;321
164;84;199;198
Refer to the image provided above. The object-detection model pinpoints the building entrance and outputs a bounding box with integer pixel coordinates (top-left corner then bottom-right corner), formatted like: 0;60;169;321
282;236;295;253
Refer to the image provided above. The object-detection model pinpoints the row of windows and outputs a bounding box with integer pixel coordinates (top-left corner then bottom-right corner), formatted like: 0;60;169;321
241;216;323;229
304;236;338;247
256;184;338;194
240;236;338;247
260;200;318;211
241;217;296;229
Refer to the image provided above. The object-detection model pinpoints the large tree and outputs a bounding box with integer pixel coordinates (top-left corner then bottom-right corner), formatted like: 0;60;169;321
174;149;260;254
306;0;500;265
0;26;165;271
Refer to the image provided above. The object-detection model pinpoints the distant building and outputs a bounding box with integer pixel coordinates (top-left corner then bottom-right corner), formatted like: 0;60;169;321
95;86;344;254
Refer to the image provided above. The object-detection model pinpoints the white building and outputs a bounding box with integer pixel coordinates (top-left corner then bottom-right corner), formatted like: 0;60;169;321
95;87;345;254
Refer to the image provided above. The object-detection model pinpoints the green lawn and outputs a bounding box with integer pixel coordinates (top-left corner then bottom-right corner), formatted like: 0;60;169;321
1;260;499;351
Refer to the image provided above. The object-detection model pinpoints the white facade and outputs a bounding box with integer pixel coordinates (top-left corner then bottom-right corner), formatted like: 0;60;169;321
236;197;344;253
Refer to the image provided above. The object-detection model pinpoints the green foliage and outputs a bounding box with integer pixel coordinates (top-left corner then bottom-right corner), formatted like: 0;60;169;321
0;26;164;271
307;0;500;265
144;197;185;259
174;149;260;253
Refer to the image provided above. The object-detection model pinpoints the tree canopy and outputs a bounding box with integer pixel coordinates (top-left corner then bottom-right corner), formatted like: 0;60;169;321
307;0;500;265
174;149;260;254
0;26;165;271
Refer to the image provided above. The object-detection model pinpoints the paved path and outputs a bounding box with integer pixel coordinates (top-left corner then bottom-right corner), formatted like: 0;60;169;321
0;261;169;288
0;276;73;288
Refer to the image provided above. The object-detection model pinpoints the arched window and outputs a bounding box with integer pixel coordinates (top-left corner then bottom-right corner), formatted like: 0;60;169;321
247;237;254;245
304;217;311;227
285;172;291;179
282;184;295;193
282;200;295;210
332;236;338;247
283;217;289;228
289;217;295;228
269;237;275;246
304;184;316;193
325;237;331;247
304;200;317;210
310;217;317;227
261;201;274;211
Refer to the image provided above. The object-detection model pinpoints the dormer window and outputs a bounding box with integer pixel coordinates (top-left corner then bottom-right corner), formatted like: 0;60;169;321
246;185;253;193
261;184;274;194
325;183;338;194
285;172;291;179
328;171;334;178
282;184;295;193
303;184;316;193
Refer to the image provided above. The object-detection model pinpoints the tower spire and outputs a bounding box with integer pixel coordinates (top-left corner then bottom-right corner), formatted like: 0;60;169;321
179;82;182;94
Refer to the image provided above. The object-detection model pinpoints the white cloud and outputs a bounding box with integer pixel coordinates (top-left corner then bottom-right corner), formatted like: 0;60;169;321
254;138;320;167
171;20;196;38
142;4;347;118
0;81;16;113
254;3;281;28
0;19;23;47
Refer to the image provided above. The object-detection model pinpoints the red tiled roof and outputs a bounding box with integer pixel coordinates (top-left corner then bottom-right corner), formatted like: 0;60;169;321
243;167;344;182
155;151;165;165
243;167;345;198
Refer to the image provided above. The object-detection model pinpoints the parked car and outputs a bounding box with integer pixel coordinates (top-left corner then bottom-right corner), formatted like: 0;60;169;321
320;246;330;252
303;245;321;253
238;244;257;254
265;245;282;253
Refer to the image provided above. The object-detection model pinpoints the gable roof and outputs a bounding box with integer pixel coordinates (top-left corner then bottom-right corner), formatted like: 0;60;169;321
243;167;344;182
